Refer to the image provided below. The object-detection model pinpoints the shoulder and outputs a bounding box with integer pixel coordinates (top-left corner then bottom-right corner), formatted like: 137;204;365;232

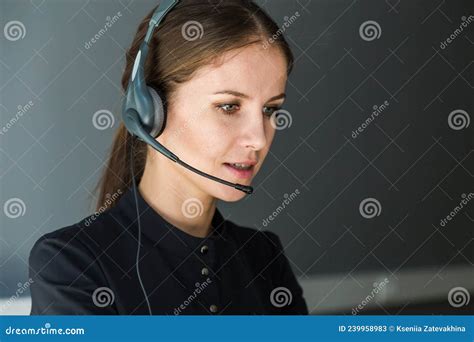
29;207;128;273
31;205;127;254
29;225;97;289
28;211;122;315
28;209;124;294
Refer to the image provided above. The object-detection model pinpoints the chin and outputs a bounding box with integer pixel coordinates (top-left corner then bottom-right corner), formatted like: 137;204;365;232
202;179;251;202
216;186;250;202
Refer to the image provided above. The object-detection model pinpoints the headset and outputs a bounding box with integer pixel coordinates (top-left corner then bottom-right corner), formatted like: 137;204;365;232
121;0;254;315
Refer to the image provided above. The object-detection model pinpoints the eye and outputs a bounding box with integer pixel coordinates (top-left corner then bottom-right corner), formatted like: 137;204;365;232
263;106;281;117
216;103;282;117
217;103;240;115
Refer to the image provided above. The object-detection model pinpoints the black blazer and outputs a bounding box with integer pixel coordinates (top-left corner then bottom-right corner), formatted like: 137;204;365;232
29;185;309;315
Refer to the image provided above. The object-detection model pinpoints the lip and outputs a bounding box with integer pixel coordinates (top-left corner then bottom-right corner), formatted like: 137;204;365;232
226;160;258;166
223;162;256;179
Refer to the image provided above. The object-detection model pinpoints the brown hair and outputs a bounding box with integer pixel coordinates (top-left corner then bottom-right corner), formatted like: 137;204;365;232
94;0;294;211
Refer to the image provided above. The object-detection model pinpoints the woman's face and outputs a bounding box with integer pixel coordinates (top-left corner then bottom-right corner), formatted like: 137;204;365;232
155;43;288;202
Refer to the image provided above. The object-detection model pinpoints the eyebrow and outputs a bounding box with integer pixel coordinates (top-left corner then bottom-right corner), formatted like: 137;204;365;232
213;90;286;102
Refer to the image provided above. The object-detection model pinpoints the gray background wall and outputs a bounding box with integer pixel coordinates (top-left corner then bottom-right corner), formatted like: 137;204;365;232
1;0;473;313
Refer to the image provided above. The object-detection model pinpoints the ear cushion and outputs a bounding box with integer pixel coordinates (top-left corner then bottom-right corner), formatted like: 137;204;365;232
147;86;166;138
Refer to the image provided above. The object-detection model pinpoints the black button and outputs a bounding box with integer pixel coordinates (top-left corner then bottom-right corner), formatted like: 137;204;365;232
209;304;218;313
201;267;209;276
200;245;208;254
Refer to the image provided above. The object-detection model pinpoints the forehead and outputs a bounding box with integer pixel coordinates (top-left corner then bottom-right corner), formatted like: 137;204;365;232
187;44;288;98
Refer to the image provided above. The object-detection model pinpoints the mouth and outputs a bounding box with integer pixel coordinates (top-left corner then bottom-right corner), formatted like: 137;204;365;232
223;161;257;180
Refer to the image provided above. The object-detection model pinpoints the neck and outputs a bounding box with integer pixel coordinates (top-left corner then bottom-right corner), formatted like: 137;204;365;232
138;154;216;238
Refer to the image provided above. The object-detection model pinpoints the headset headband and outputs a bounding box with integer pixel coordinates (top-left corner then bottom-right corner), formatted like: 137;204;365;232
129;0;179;91
122;0;179;138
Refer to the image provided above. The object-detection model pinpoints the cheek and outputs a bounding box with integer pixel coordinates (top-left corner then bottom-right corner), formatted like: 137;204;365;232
266;121;276;143
197;117;233;160
158;113;189;151
166;110;233;164
263;120;276;149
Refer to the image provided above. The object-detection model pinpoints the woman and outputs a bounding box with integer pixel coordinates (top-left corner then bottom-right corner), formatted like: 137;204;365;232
29;0;308;315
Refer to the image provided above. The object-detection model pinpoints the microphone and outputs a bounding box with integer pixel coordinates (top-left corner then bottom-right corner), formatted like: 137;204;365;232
124;111;254;195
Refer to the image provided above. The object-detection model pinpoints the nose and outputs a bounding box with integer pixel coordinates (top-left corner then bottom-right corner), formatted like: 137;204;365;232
241;109;268;151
